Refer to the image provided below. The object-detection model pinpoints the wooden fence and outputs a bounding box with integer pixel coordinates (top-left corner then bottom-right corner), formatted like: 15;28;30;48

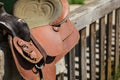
57;0;120;80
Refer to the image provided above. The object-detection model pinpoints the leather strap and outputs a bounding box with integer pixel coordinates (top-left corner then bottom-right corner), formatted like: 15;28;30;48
30;34;47;66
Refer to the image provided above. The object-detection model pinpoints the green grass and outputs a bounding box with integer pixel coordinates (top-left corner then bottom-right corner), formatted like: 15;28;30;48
68;0;85;4
0;0;16;14
112;65;120;80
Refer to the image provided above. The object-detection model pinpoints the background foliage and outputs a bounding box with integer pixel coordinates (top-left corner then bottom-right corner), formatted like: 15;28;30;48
0;0;16;14
68;0;85;4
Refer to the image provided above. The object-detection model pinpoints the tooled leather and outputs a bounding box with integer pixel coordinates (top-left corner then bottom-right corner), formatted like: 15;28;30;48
13;37;43;63
9;36;40;80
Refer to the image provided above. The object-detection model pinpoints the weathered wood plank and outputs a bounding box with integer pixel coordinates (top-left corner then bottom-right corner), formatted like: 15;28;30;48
79;28;87;80
114;8;120;74
89;22;96;80
57;73;64;80
0;50;4;80
106;12;113;80
99;17;106;80
68;48;76;80
69;0;120;31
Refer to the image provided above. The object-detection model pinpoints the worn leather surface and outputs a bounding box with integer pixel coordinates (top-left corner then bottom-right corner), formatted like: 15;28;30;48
31;20;74;56
42;64;56;80
9;36;40;80
49;0;69;26
9;19;79;80
13;37;43;63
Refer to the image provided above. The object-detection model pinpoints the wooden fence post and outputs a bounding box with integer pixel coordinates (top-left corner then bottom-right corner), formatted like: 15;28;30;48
90;22;96;80
106;12;113;80
0;49;4;80
79;28;87;80
114;8;120;74
99;16;106;80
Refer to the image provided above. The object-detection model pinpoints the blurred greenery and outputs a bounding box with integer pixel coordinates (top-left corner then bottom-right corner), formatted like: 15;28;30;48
68;0;85;4
0;0;16;14
112;65;120;80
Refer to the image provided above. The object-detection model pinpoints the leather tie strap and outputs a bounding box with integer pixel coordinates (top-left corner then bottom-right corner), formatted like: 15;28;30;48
30;34;47;66
30;34;48;79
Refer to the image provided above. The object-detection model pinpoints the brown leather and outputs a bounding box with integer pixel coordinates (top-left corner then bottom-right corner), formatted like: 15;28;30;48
41;20;79;80
9;36;40;80
9;19;80;80
49;0;69;26
13;37;43;63
31;20;74;56
6;0;80;79
11;19;77;63
42;63;56;80
54;24;79;63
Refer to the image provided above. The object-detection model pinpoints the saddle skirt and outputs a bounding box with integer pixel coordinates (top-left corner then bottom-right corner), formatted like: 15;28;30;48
12;19;79;63
9;19;79;80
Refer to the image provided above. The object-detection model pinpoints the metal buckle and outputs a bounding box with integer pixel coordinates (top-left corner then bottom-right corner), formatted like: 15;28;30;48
35;64;43;70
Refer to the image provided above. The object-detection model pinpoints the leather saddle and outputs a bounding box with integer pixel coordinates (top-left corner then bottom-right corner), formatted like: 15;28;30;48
0;1;79;80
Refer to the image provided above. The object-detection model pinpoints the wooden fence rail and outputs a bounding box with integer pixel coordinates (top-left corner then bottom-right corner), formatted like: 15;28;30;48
57;0;120;80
